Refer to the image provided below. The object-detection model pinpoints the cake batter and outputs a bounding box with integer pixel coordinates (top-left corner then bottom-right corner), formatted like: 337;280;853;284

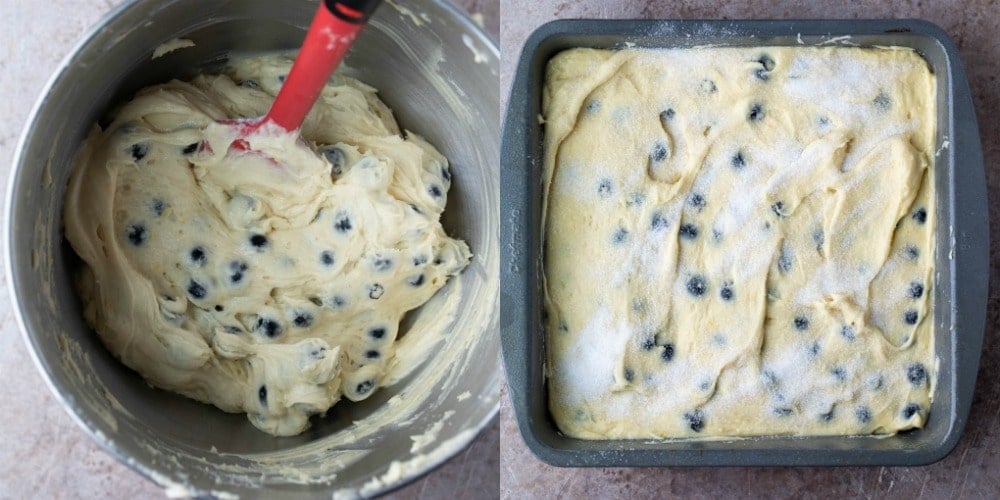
64;54;470;436
543;47;936;439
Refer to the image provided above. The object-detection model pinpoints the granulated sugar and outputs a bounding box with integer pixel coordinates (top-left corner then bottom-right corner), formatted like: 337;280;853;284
542;46;937;439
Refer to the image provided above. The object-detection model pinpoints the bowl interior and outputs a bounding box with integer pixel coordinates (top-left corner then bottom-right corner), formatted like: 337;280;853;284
9;0;499;495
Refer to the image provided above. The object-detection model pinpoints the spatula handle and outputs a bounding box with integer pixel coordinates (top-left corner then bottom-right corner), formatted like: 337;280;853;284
264;0;383;132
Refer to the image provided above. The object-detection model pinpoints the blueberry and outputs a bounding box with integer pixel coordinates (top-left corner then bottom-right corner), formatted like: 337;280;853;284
905;245;920;261
258;385;267;406
641;336;656;351
623;368;634;382
686;275;707;297
731;151;746;169
223;325;242;334
689;193;706;211
320;251;335;266
597;178;613;197
369;327;386;340
840;325;856;341
368;284;384;300
762;370;778;390
413;255;428;266
771;201;787;218
794;316;809;331
679;223;699;240
807;341;821;359
334;212;353;233
831;367;847;383
612;228;629;244
626;192;645;207
277;74;286;83
720;284;734;301
912;208;927;224
293;313;313;328
256;317;282;338
130;143;149;161
355;380;374;395
773;407;793;417
429;184;443;198
151;199;166;217
684;409;705;432
651;212;669;231
660;108;675;122
365;350;380;359
214;305;224;312
760;370;778;391
856;406;872;424
908;282;924;299
820;409;835;422
778;246;793;274
651;142;668;163
323;146;346;175
868;375;885;391
586;100;601;113
229;260;249;284
661;343;675;362
757;53;775;73
372;256;393;272
873;92;891;111
906;363;927;386
330;295;347;308
812;228;825;248
902;403;921;419
408;274;425;287
187;280;207;299
748;103;765;122
632;299;646;313
248;234;269;250
125;224;148;246
182;142;199;155
700;79;717;94
440;165;451;182
189;246;207;267
904;309;919;325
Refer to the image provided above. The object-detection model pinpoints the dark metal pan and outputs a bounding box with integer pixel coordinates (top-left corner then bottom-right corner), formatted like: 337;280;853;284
501;19;987;467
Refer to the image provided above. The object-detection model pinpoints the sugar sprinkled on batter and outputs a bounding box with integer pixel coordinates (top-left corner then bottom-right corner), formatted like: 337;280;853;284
543;47;936;439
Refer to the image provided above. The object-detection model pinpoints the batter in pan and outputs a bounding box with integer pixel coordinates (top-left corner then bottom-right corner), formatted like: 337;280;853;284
543;47;936;439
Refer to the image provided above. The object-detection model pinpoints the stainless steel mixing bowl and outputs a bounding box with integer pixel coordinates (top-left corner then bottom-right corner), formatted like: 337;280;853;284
5;0;499;496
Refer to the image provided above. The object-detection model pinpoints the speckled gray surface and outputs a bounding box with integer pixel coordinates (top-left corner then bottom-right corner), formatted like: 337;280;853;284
500;1;1000;497
0;1;498;498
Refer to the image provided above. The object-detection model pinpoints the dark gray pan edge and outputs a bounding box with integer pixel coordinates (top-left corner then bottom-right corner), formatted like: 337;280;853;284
500;19;988;467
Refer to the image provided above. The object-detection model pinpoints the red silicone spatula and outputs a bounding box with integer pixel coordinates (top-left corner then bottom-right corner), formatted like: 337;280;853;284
227;0;382;151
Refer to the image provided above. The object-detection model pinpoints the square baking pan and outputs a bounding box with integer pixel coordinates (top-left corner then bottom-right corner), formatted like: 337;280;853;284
500;19;988;467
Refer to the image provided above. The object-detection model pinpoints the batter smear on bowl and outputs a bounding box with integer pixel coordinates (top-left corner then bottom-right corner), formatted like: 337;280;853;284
64;54;470;436
542;47;936;439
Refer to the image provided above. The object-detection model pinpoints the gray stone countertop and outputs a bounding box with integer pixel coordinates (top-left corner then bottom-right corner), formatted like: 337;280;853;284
500;0;1000;497
0;0;498;498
